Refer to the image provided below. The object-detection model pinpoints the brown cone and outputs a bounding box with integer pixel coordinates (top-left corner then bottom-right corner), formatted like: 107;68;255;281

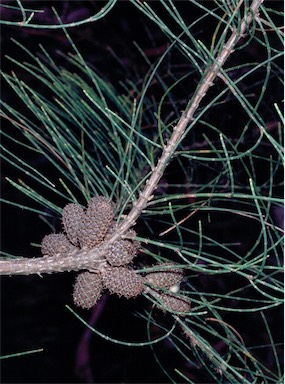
101;266;144;298
152;290;191;316
62;203;85;246
79;196;114;248
145;263;184;289
41;233;76;257
73;271;103;309
105;240;137;266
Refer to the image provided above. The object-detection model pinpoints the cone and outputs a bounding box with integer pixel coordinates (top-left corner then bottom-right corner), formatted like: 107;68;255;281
79;196;114;248
101;266;144;298
153;290;191;316
145;263;184;289
62;203;84;246
73;271;103;309
105;240;137;266
41;233;76;257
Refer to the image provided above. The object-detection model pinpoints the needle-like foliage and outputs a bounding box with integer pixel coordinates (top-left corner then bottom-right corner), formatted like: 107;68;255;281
1;1;283;383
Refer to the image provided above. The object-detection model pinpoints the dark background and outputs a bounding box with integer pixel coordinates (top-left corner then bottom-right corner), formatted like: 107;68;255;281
1;1;283;383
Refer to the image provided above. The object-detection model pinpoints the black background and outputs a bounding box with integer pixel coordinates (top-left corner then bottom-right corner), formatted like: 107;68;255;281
1;1;283;383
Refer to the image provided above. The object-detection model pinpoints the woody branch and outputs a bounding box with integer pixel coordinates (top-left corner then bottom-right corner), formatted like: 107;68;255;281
0;0;264;276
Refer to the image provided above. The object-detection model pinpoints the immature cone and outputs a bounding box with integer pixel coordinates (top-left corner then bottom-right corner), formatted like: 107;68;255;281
105;240;138;266
152;291;191;316
62;203;85;246
41;233;77;257
145;263;184;289
101;266;144;298
73;271;103;309
79;196;114;248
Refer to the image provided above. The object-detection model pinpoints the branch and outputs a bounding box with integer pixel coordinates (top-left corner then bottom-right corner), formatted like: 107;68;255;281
0;248;107;276
1;0;264;276
114;0;264;238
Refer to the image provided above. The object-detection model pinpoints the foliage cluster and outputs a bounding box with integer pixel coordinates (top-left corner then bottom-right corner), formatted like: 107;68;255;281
1;1;283;383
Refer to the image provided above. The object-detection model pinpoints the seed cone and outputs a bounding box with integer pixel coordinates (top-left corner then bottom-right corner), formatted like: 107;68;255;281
62;203;85;246
101;266;144;298
145;263;184;289
73;271;103;309
105;240;138;266
41;233;76;257
152;290;191;316
79;197;114;248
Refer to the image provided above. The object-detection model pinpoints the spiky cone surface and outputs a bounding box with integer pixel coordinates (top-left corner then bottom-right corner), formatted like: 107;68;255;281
79;196;114;248
41;233;77;257
105;240;138;266
62;203;85;246
152;290;191;316
104;221;118;239
73;271;103;309
101;266;144;298
86;196;114;223
145;263;184;289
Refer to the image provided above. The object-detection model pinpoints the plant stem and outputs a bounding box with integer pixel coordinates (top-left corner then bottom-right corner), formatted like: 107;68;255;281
0;0;264;276
0;249;107;275
111;0;264;238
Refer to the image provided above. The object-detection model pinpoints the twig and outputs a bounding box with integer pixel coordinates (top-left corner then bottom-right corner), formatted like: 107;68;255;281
113;0;264;239
0;248;107;275
0;0;264;276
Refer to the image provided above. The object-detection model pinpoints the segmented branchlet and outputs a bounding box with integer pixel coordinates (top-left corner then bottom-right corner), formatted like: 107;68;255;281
40;196;191;316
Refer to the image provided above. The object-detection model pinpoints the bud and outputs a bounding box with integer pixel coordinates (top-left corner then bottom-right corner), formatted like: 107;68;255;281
62;203;84;246
73;271;103;309
41;233;76;257
101;266;144;298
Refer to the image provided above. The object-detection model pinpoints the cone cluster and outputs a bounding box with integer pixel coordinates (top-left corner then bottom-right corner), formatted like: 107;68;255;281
40;196;191;315
40;196;142;309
